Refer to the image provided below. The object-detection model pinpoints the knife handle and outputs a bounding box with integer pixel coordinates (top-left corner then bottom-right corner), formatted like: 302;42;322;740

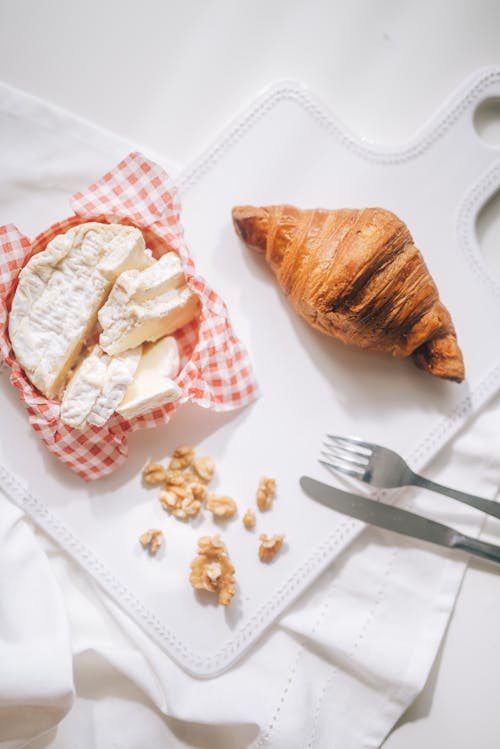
412;474;500;520
454;533;500;564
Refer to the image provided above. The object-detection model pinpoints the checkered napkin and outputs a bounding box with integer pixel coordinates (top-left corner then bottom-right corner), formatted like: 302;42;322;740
0;153;258;480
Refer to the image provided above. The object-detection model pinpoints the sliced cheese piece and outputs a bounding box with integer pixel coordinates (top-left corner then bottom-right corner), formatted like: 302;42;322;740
9;222;153;398
98;252;201;355
60;345;141;428
117;336;182;419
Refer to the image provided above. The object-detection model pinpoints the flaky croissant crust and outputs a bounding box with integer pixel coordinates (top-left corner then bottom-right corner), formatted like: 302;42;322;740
232;204;464;382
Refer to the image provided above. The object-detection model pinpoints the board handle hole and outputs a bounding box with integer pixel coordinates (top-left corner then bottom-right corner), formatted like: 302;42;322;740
474;98;500;147
477;188;500;279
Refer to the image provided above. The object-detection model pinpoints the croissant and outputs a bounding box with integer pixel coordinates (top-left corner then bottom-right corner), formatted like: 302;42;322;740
232;205;464;382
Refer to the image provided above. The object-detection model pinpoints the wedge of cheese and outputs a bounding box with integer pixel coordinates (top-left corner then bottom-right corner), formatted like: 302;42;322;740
9;222;153;399
98;252;201;356
117;336;182;420
60;345;142;428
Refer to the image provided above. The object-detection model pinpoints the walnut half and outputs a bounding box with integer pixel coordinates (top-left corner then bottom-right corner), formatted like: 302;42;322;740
242;508;256;529
168;446;195;471
206;493;237;519
258;533;285;562
159;485;202;520
139;529;163;554
192;456;215;483
189;535;236;605
256;477;276;511
164;469;187;487
142;462;168;486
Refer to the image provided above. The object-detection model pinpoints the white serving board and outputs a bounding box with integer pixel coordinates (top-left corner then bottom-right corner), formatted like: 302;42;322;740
2;69;500;677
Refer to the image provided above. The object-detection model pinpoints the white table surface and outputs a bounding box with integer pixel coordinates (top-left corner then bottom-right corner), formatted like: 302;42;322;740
2;1;500;746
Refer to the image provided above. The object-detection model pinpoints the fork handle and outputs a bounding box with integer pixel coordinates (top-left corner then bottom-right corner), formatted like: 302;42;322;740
412;474;500;519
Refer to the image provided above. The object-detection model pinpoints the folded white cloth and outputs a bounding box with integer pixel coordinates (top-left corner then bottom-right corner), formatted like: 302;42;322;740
1;82;500;749
0;500;73;749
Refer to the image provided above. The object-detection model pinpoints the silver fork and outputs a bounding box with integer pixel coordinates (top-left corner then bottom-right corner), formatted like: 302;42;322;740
321;435;500;519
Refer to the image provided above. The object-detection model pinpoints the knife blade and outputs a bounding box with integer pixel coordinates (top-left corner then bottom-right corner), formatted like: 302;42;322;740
300;476;500;566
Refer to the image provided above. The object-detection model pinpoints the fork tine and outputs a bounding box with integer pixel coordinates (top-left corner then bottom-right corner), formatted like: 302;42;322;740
324;437;372;460
319;459;365;481
326;434;376;455
320;447;369;468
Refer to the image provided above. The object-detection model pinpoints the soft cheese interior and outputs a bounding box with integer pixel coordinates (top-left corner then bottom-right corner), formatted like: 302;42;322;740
9;222;201;429
117;336;181;420
9;223;152;398
60;345;142;428
98;252;201;355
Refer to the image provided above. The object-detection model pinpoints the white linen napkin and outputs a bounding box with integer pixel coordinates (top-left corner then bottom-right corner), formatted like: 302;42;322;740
1;81;500;749
0;499;73;749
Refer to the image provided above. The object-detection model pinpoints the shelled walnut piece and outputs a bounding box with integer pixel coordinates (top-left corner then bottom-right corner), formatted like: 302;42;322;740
206;493;237;519
142;462;168;486
192;456;215;483
189;535;236;605
139;529;163;554
163;468;208;499
258;533;285;562
168;446;195;471
163;469;186;486
256;477;276;511
143;446;212;522
159;485;202;520
242;508;256;529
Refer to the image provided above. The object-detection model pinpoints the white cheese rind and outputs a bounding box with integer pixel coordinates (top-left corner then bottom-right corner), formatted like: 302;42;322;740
117;336;182;419
98;253;201;356
9;222;152;399
60;345;141;429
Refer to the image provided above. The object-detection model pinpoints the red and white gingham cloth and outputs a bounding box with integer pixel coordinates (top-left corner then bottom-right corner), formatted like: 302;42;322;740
0;153;258;480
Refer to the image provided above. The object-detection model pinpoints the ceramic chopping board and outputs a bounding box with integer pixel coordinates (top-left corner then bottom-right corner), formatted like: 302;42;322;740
1;68;500;677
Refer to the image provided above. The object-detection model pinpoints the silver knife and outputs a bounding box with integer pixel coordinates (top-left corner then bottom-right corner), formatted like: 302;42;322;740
300;476;500;565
